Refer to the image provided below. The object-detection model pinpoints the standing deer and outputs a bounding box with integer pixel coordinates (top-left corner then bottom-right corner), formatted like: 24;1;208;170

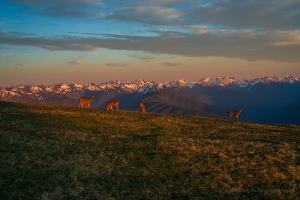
227;108;242;120
106;100;120;111
140;100;146;112
78;96;94;109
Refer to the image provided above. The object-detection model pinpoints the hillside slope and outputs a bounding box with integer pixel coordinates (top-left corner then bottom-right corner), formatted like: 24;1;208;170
191;86;284;123
275;98;300;125
248;82;300;105
0;101;299;199
142;88;226;118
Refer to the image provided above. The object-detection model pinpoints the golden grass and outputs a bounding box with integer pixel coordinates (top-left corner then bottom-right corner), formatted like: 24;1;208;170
0;101;299;199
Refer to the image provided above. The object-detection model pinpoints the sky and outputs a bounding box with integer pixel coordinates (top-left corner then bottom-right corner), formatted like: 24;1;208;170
0;0;300;87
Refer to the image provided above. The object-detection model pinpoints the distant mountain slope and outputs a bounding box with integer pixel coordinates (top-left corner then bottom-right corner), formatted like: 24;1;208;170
89;88;225;118
44;94;78;106
191;86;283;123
141;88;226;118
275;98;300;125
248;82;300;105
86;89;130;109
145;102;226;118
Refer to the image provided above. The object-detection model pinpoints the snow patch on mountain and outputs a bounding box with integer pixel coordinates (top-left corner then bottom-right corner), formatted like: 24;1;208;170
0;89;20;97
169;79;197;88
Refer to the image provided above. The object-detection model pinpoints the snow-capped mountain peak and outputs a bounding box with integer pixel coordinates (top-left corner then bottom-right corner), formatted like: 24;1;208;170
168;79;197;88
198;76;239;86
1;76;299;102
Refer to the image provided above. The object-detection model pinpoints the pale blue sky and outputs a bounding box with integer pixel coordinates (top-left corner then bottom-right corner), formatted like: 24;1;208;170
1;0;300;87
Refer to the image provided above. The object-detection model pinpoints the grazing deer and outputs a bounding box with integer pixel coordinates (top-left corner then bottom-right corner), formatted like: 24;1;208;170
140;100;146;112
227;108;242;120
106;100;120;111
78;96;94;109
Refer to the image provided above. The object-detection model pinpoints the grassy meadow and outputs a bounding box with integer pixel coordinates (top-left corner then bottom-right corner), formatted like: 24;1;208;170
0;101;299;199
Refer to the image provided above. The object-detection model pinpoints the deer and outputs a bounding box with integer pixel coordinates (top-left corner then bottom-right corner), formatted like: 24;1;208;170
106;100;120;111
140;100;146;112
78;96;94;109
227;108;242;120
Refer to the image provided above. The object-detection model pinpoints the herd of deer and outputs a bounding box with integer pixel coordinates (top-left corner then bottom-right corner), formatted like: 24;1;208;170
78;95;242;120
78;96;146;113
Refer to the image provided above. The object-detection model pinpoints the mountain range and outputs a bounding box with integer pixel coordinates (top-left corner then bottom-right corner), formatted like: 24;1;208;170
1;75;300;125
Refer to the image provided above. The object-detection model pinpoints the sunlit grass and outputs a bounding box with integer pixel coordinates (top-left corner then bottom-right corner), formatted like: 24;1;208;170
0;101;299;199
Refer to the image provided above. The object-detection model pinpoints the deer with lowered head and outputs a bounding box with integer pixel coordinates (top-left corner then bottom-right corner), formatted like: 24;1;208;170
106;100;120;111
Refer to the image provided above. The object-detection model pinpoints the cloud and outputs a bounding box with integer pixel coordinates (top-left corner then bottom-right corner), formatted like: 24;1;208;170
186;0;300;30
16;63;23;66
107;6;182;25
67;58;84;65
103;1;300;30
161;62;180;67
8;0;300;31
0;31;100;51
0;53;13;58
124;0;188;5
2;0;300;70
1;29;300;63
11;0;102;4
130;54;156;62
138;56;155;62
188;26;216;34
67;58;97;66
106;63;130;67
270;30;300;46
10;0;105;18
